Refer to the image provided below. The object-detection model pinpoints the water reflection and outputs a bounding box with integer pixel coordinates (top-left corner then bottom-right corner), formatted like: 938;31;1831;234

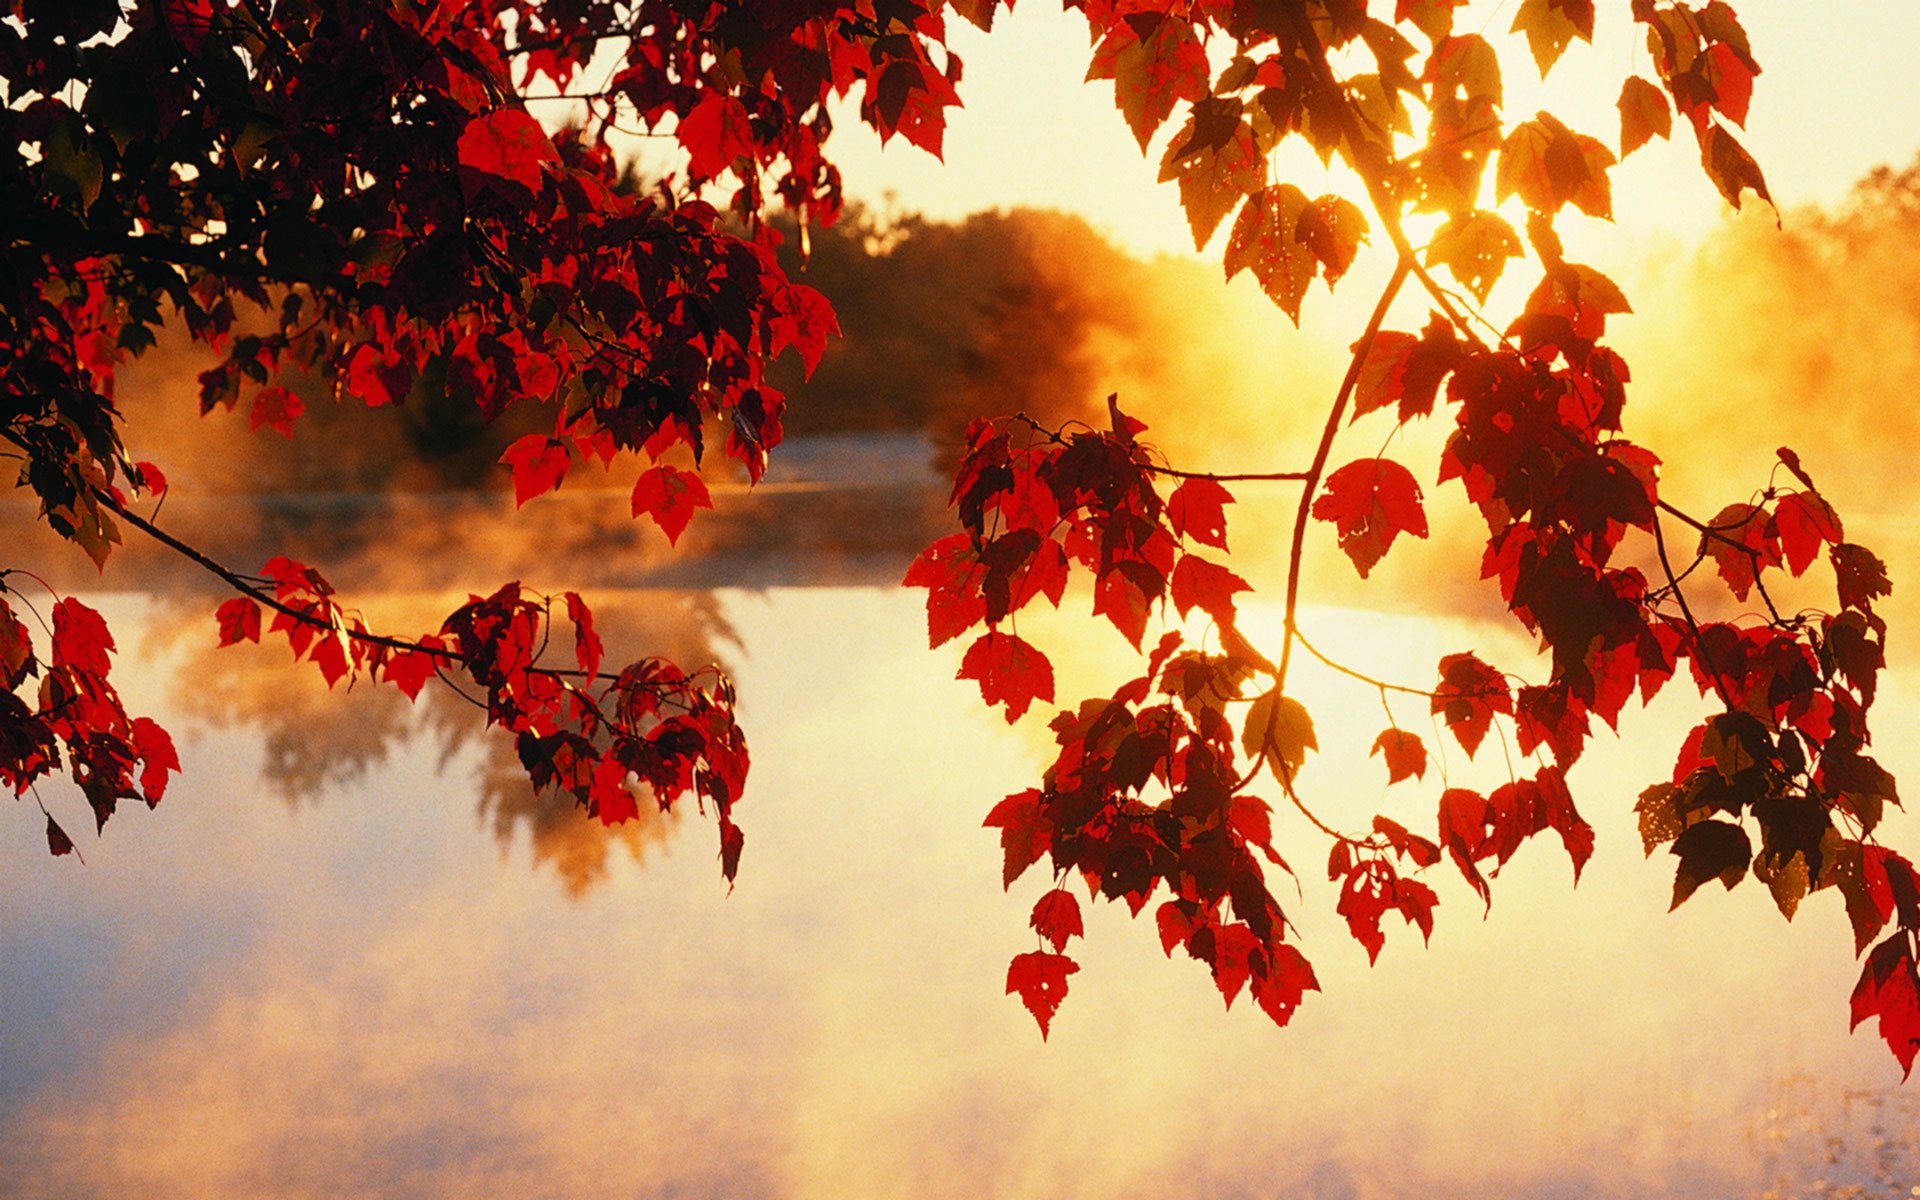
138;587;740;897
3;588;1916;1199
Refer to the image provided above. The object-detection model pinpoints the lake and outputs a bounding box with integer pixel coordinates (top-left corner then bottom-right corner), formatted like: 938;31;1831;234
3;578;1916;1199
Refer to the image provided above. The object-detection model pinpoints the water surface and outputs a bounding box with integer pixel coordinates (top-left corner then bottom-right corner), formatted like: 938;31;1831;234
2;587;1915;1199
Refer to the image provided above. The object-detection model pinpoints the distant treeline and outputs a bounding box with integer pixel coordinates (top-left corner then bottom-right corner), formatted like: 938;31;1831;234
767;203;1148;460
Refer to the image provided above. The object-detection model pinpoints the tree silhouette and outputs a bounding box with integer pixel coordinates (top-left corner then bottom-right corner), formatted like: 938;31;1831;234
1;1;1913;1072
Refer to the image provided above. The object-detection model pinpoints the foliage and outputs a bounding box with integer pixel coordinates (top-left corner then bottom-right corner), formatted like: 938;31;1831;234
1;0;1914;1076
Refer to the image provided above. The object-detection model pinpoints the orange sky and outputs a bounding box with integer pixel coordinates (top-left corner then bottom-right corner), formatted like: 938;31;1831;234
824;2;1920;261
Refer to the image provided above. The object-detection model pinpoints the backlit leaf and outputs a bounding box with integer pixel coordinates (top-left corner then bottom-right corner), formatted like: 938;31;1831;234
1311;458;1429;577
1030;888;1084;952
1167;477;1233;551
1087;13;1209;151
1425;210;1523;303
500;435;571;508
1158;118;1264;250
1371;729;1427;783
456;108;556;198
630;465;713;546
1007;950;1078;1039
1617;75;1671;157
1242;692;1316;778
958;631;1055;723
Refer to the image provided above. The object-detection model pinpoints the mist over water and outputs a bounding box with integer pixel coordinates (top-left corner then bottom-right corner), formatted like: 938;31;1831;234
8;163;1920;1197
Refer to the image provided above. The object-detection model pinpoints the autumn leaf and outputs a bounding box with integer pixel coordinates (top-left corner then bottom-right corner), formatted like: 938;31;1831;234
1703;41;1756;128
381;642;441;700
1242;692;1316;779
1425;211;1523;303
1670;818;1751;909
1425;33;1503;107
500;435;571;508
1510;0;1593;77
958;631;1055;723
985;788;1049;888
1311;458;1429;577
563;591;604;678
1007;950;1079;1039
1224;185;1316;322
631;464;713;546
1773;491;1843;577
902;533;987;648
1437;787;1494;904
677;92;756;181
1617;75;1671;157
1167;477;1233;551
456;107;557;199
1697;501;1779;601
1087;12;1209;151
1158;117;1264;250
131;461;167;495
1700;123;1772;210
1851;935;1920;1079
130;716;179;803
1497;113;1614;218
52;597;113;676
1432;652;1511;757
1296;195;1369;285
1831;542;1892;613
1168;554;1250;630
1373;815;1442;867
46;814;75;857
1371;729;1427;783
1030;888;1084;952
214;596;262;646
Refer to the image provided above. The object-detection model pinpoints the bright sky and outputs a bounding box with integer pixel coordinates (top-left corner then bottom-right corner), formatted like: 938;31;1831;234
824;2;1920;262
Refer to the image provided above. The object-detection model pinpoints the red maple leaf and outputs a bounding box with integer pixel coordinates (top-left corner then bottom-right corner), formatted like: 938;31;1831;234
1773;491;1843;577
677;93;756;181
1312;458;1429;577
984;788;1050;888
958;631;1055;723
1030;888;1084;952
500;435;571;508
902;533;987;648
46;814;75;857
631;465;713;546
1167;477;1233;550
1169;554;1250;629
381;637;444;700
1007;950;1079;1039
1432;651;1511;757
563;591;603;678
1851;934;1920;1079
1370;729;1428;783
456;107;556;198
132;461;167;495
215;597;262;646
52;597;114;677
1250;943;1319;1028
1437;787;1494;905
130;716;179;804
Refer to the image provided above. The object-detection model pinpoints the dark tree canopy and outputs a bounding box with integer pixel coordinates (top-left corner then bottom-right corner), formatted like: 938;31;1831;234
2;0;1915;1072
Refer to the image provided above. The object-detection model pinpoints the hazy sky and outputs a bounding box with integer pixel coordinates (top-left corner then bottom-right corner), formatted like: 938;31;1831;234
824;2;1920;259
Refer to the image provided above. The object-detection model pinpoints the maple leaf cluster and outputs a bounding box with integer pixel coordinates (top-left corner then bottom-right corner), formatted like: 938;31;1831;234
4;1;984;880
0;583;179;857
899;0;1916;1076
